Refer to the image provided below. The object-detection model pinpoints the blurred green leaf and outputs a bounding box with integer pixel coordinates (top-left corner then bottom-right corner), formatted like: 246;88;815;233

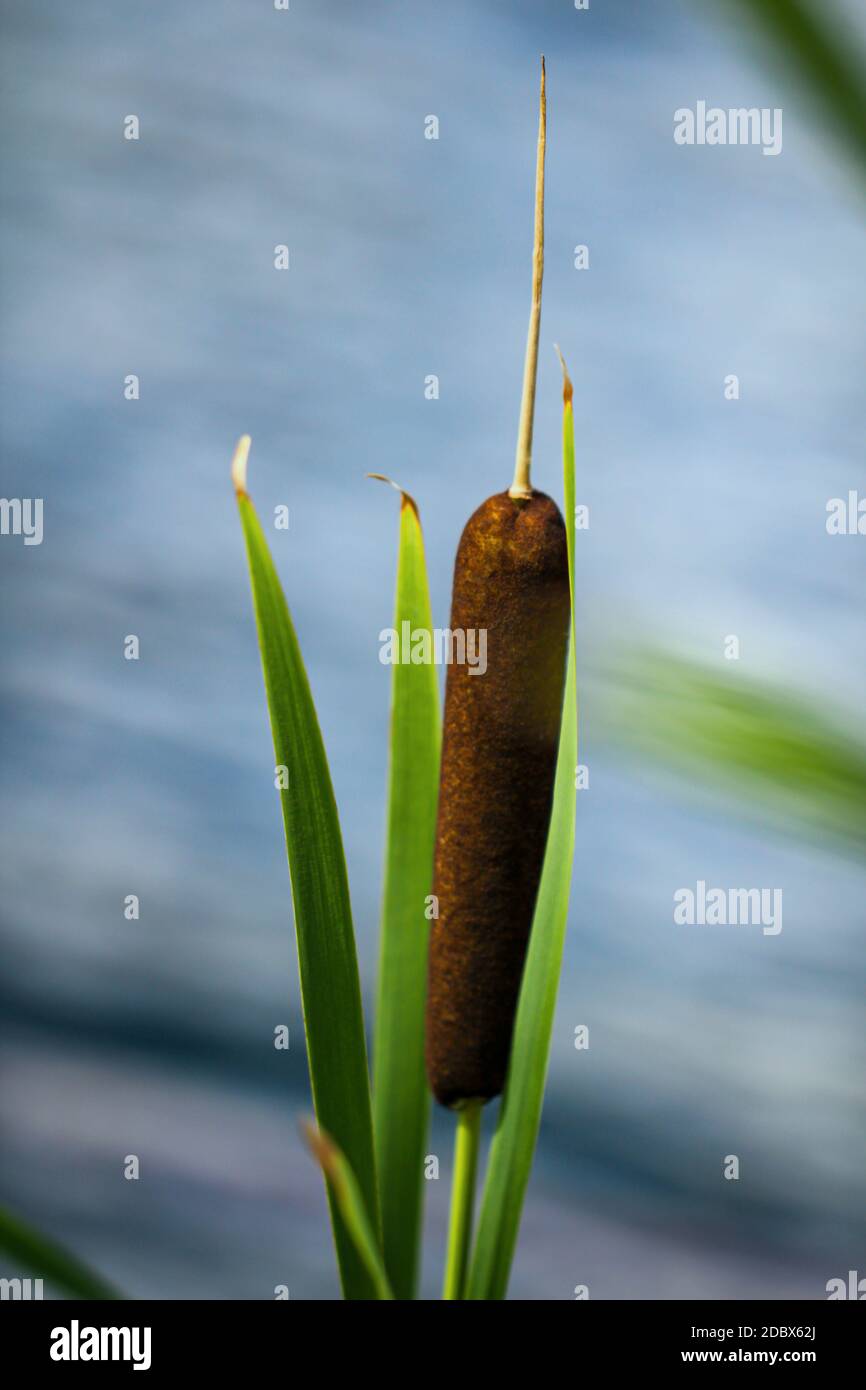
0;1206;119;1300
233;439;379;1300
466;357;579;1301
707;0;866;187
604;648;866;860
369;479;440;1300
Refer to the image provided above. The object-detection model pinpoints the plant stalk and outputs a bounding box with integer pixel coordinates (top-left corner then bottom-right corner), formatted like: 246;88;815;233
509;56;546;501
442;1101;482;1299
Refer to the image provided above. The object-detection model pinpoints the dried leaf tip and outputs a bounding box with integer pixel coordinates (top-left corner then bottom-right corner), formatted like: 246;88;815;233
301;1119;344;1194
231;435;251;495
366;471;419;519
555;344;573;406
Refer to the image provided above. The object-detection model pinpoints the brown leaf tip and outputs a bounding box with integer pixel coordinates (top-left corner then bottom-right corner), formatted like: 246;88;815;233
366;472;420;520
554;345;573;406
301;1119;345;1195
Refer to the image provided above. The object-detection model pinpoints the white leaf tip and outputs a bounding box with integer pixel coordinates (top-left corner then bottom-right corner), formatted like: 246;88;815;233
231;435;251;493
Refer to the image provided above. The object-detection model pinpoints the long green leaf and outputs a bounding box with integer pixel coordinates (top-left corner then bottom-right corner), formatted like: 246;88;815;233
601;649;866;861
0;1206;120;1300
303;1122;394;1300
707;0;866;188
232;437;378;1300
369;477;440;1300
466;356;578;1301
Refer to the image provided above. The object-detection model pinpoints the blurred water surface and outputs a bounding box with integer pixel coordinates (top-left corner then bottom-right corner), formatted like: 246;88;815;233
1;0;863;1298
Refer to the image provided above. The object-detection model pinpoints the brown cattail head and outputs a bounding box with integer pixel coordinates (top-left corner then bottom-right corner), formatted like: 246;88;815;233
425;489;569;1107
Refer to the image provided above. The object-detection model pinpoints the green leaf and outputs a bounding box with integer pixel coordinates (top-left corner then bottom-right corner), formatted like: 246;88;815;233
602;648;866;861
303;1122;394;1301
706;0;866;188
0;1205;120;1300
369;477;440;1300
232;438;379;1300
466;355;579;1301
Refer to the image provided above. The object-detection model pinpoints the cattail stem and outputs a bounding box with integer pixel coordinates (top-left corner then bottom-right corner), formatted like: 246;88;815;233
442;1101;482;1299
509;57;546;501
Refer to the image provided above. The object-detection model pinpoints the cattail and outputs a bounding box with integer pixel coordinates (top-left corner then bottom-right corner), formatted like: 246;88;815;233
425;59;569;1109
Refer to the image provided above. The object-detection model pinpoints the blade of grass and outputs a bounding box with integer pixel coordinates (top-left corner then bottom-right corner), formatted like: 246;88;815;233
368;476;440;1300
303;1122;394;1301
0;1205;120;1300
706;0;866;188
466;351;578;1301
601;648;866;861
232;437;379;1300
